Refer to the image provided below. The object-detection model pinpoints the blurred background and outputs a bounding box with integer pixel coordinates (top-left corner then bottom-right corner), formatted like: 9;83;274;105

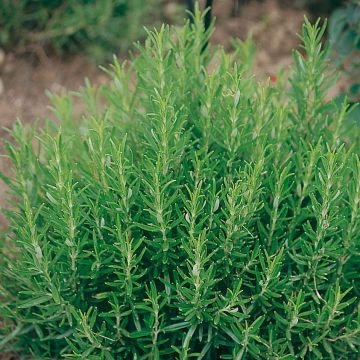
0;0;358;128
0;0;359;230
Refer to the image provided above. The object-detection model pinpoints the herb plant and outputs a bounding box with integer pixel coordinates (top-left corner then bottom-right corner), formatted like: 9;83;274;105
0;0;158;61
1;9;359;359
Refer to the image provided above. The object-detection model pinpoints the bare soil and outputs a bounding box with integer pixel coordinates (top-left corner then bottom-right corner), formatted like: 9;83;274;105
212;0;305;74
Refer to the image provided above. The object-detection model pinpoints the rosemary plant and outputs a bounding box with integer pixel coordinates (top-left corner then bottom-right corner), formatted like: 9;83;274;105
0;0;158;61
1;8;359;359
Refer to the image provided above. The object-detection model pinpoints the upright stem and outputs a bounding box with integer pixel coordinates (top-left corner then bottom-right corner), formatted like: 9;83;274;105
186;0;213;32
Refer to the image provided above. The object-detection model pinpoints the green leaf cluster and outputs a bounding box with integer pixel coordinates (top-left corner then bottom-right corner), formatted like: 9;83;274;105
1;9;359;359
0;0;158;61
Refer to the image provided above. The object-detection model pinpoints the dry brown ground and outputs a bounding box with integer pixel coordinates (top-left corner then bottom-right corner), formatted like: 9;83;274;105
212;0;305;73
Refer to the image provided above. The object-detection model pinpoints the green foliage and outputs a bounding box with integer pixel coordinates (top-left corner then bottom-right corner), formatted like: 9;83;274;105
329;0;360;102
1;10;360;359
0;0;158;60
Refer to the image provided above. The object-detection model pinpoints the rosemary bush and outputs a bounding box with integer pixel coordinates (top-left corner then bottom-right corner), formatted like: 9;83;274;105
1;10;360;359
0;0;157;60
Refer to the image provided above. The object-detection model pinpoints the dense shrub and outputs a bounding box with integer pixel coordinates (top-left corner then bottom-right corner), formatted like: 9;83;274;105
1;9;360;359
0;0;158;60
